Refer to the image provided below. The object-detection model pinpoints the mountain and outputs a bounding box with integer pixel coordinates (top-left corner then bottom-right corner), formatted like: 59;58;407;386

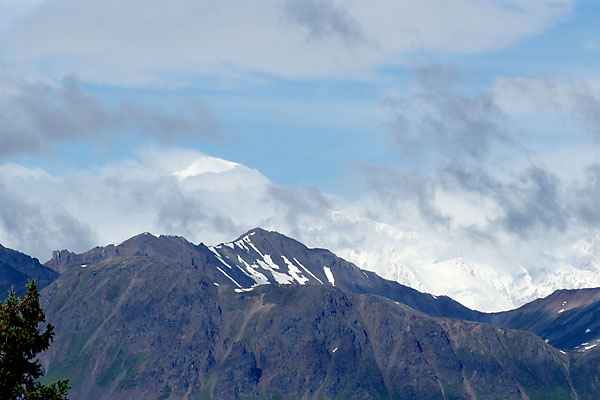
43;228;600;352
206;228;481;321
320;218;600;312
1;228;598;397
481;288;600;351
0;243;58;296
39;247;598;399
44;229;480;322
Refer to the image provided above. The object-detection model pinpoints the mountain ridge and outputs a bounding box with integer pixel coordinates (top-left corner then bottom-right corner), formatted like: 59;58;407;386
46;228;480;322
41;227;600;351
2;227;600;398
38;253;597;399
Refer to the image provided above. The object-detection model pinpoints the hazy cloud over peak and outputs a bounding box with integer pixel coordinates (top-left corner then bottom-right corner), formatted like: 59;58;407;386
0;145;599;311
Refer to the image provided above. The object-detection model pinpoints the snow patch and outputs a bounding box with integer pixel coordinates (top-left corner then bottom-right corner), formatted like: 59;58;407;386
213;282;219;286
172;157;238;181
235;240;250;252
558;308;565;313
294;258;323;284
324;266;335;286
560;350;566;354
245;266;270;286
269;270;294;284
209;246;234;269
332;347;338;353
235;255;269;285
243;235;263;257
216;267;241;288
234;287;254;293
224;242;234;249
261;267;294;284
586;328;591;333
585;344;597;351
281;255;309;285
262;254;280;270
254;254;294;284
80;264;88;268
245;267;269;285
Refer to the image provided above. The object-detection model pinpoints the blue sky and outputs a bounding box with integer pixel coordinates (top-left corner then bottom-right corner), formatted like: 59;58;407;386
1;0;600;310
2;0;597;193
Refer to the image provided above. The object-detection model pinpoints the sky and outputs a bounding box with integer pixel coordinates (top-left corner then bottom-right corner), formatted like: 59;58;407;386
1;0;600;311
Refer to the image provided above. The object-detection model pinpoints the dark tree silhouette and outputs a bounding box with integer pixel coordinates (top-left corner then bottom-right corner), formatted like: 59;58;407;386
0;281;69;399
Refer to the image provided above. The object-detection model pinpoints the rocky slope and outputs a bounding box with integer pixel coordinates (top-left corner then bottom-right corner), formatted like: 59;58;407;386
3;228;600;397
482;288;600;351
42;228;600;351
39;251;596;399
45;229;480;322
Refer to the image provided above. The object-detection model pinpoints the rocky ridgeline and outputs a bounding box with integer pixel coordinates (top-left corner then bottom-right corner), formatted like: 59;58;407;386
1;228;600;398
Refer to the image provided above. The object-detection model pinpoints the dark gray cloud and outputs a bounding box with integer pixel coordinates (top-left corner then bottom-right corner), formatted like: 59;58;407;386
500;167;567;235
444;166;568;238
282;0;364;45
386;65;511;164
364;64;587;240
365;64;514;228
0;75;221;158
360;163;449;226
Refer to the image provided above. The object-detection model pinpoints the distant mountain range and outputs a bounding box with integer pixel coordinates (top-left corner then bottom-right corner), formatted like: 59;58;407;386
2;228;600;399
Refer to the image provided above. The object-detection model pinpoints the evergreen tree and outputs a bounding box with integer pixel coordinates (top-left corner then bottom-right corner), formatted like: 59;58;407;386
0;281;69;400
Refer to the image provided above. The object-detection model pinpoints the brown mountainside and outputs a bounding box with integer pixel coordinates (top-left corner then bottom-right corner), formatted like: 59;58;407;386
39;253;596;399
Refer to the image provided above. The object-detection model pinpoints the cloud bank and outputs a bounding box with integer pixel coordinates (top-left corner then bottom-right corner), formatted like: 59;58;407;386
1;142;600;312
1;0;575;84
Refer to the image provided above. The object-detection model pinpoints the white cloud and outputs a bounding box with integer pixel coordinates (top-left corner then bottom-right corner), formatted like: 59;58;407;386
1;0;575;84
492;76;600;115
1;146;600;312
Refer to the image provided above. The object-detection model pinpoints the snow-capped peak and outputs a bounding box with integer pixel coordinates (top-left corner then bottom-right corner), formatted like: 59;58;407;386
172;157;239;181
